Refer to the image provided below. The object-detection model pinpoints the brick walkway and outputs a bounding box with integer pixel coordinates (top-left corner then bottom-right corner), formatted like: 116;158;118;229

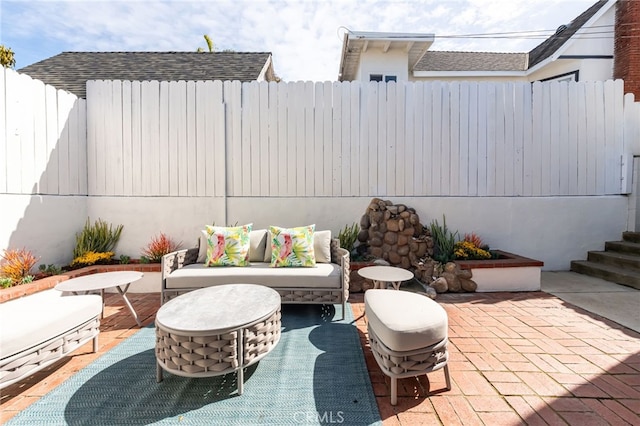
2;291;639;425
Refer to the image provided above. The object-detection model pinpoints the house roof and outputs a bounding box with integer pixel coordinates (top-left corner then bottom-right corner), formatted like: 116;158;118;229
415;51;528;72
18;52;274;98
339;31;434;81
528;0;610;68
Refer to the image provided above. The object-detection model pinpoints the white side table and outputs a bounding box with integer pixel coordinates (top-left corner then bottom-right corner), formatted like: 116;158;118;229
358;266;414;290
55;271;144;326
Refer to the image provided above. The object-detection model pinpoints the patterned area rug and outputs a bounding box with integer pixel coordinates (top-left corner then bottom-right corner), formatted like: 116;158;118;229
8;304;381;425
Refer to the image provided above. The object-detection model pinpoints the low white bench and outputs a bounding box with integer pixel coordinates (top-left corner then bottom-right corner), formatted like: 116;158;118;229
0;289;102;389
365;289;451;405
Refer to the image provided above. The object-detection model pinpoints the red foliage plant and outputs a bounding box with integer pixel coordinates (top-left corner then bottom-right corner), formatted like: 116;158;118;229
141;233;182;263
463;232;485;249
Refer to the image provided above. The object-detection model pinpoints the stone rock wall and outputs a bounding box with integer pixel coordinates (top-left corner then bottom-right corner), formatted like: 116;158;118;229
355;198;478;294
358;198;433;269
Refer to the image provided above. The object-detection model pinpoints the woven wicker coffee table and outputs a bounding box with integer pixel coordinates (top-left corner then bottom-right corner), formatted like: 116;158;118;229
155;284;281;395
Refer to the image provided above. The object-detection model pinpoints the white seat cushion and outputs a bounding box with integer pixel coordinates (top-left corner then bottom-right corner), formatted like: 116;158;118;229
165;262;342;290
0;290;102;359
365;289;448;352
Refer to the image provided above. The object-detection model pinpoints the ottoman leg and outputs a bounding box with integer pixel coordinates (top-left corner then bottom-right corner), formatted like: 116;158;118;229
156;362;163;383
390;376;398;406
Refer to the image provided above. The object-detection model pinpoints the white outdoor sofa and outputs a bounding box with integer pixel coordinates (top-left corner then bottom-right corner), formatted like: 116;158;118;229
161;229;350;319
0;289;102;389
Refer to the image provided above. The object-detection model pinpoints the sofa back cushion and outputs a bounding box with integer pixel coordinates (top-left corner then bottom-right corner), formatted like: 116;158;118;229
249;229;268;262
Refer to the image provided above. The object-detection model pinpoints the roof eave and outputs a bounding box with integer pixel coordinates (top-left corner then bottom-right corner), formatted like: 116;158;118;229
528;0;616;69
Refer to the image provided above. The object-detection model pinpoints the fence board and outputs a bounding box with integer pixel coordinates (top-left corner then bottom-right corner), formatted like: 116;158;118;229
0;69;6;193
19;73;35;194
449;82;460;196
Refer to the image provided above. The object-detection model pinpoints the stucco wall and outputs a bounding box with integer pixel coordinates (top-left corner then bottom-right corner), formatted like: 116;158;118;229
358;49;409;81
1;194;628;270
1;194;88;266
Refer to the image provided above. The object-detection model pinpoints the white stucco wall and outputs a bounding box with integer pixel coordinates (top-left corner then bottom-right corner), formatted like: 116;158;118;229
1;194;88;266
86;197;227;260
0;194;628;270
358;49;409;81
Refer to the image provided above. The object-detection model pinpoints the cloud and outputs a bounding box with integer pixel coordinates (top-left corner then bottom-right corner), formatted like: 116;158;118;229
1;0;598;81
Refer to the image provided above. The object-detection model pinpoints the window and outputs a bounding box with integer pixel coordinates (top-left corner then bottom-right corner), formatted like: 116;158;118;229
369;74;397;82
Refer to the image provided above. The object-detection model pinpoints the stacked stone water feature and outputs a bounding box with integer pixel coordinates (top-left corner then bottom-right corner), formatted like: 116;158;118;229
357;198;433;270
355;198;478;294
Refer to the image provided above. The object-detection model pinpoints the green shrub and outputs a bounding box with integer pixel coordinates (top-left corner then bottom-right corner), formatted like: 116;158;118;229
338;223;360;253
119;254;131;264
73;218;123;259
429;215;459;263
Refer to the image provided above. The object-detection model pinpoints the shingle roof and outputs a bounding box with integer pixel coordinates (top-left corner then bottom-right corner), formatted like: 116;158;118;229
415;51;528;72
18;52;273;98
528;0;609;68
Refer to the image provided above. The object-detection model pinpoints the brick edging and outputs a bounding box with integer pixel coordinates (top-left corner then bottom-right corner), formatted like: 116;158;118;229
455;250;544;270
0;264;161;303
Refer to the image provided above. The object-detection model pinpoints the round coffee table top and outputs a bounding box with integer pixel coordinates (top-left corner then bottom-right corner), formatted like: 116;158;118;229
55;271;144;292
156;284;281;334
358;266;413;283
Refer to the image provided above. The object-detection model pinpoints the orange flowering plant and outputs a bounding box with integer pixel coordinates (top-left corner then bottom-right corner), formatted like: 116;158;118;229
141;233;183;263
453;233;492;260
0;248;38;286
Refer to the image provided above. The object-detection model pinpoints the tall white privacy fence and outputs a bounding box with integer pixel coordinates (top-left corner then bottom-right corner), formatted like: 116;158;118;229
86;79;638;198
2;67;640;199
1;68;87;195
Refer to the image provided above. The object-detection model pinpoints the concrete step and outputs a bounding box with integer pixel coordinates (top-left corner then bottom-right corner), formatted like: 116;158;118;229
622;231;640;244
570;260;640;290
605;240;640;256
587;250;640;272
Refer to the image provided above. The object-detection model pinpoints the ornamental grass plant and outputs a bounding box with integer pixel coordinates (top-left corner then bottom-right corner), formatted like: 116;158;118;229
73;218;123;259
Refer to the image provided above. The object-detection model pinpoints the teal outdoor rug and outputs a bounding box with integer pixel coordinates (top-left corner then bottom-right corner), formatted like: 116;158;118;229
8;304;381;426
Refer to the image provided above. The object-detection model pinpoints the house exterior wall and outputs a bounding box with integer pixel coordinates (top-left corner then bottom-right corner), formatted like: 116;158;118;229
357;49;409;81
614;0;640;97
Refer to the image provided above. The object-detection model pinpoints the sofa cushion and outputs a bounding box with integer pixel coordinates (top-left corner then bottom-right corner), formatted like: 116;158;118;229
0;290;102;359
165;262;341;290
249;229;268;262
313;230;331;263
204;224;252;267
269;225;316;267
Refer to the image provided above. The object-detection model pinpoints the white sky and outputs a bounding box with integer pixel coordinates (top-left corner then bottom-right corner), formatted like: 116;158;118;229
0;0;599;81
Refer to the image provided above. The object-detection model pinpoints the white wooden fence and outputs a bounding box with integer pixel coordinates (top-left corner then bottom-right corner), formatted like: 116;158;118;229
3;66;639;198
1;68;87;195
86;79;635;198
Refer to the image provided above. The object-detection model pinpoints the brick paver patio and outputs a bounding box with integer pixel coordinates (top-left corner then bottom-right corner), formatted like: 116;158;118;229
2;290;639;425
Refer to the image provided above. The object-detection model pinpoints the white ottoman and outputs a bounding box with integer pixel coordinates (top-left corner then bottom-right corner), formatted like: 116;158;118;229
365;289;450;405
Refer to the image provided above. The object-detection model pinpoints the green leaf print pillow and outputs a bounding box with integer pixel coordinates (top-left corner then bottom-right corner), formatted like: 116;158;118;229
269;225;316;267
205;224;252;267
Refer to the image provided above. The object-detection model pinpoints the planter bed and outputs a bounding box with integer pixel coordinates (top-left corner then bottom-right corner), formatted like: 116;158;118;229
456;250;544;292
0;264;161;303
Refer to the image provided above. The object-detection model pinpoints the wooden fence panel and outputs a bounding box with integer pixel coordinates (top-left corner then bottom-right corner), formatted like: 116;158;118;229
7;73;637;199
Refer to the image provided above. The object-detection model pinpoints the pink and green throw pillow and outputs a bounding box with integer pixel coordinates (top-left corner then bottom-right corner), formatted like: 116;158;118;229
205;224;252;267
269;225;316;267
